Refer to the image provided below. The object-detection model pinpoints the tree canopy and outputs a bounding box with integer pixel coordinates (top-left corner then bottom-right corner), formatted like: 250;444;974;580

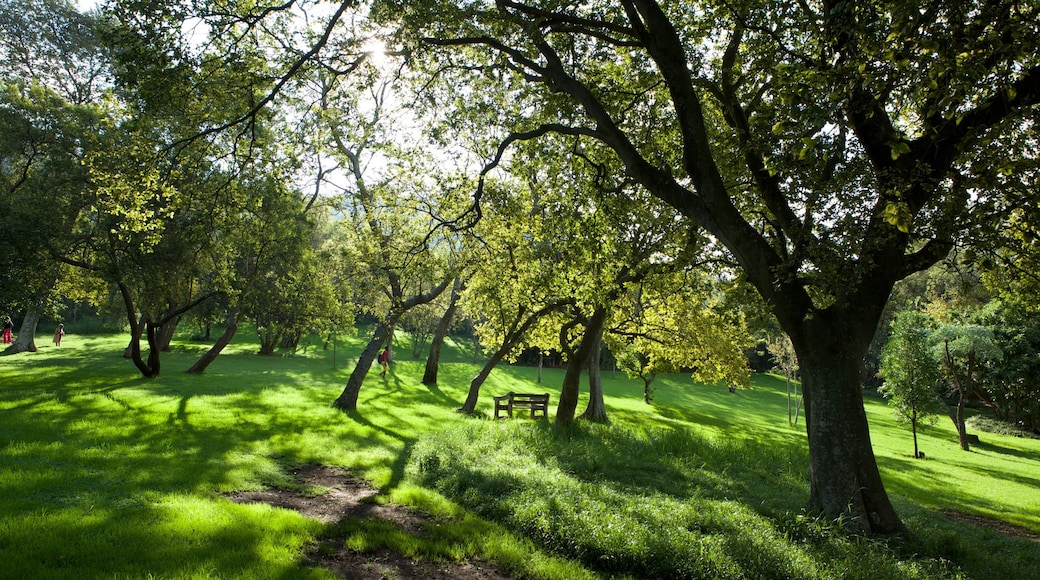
6;0;1040;537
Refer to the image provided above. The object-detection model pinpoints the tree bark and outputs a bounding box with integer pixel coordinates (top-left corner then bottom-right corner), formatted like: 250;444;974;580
334;278;452;411
911;410;920;459
558;308;608;425
537;350;543;383
941;341;973;451
423;278;462;385
457;300;572;414
156;316;179;351
4;311;39;354
334;320;393;410
458;346;511;414
186;308;241;374
950;395;970;451
580;308;608;422
117;283;159;378
795;316;906;535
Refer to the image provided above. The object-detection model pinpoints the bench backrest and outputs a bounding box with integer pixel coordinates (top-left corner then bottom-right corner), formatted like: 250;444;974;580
511;393;549;403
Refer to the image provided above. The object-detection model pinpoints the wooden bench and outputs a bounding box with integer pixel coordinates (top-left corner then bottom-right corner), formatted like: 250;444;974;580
493;392;550;419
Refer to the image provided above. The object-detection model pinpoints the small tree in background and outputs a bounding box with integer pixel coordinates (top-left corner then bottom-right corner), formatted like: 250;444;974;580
879;311;944;459
931;323;1003;451
767;333;801;426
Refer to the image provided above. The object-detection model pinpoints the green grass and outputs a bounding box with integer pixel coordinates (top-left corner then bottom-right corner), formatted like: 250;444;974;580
1;329;1038;579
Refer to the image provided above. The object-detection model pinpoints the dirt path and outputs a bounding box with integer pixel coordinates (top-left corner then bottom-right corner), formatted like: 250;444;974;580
226;465;513;579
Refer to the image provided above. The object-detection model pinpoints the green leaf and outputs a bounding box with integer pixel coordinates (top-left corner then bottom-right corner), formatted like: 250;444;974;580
889;141;912;160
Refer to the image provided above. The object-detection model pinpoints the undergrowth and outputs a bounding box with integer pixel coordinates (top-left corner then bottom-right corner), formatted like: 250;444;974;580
408;420;975;580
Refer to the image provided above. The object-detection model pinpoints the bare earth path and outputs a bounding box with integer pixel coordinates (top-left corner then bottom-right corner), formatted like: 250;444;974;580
226;465;513;580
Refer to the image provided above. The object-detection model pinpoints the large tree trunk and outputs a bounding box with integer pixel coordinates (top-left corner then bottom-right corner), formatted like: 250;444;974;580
557;309;607;425
4;312;39;354
796;319;906;536
333;321;393;410
423;278;462;385
186;308;241;374
580;309;608;422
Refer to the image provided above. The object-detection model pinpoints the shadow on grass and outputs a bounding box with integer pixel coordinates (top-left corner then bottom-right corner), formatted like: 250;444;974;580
973;439;1040;462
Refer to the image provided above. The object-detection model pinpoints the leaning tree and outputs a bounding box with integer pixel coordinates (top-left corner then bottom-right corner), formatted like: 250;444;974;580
374;0;1040;534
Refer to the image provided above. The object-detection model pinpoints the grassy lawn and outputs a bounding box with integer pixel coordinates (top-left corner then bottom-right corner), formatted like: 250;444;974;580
1;328;1038;579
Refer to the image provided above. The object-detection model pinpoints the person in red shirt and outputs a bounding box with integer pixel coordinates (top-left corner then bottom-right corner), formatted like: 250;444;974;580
378;346;391;378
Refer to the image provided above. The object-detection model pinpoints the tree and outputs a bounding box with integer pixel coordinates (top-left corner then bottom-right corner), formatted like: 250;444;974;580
421;276;463;385
0;83;97;353
0;0;108;354
977;301;1040;434
931;322;1002;451
377;0;1040;533
316;73;459;410
766;333;802;426
878;310;944;459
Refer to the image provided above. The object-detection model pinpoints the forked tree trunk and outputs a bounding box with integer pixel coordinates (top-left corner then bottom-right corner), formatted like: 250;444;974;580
334;278;452;411
156;316;179;351
125;320;161;378
796;324;906;535
5;312;40;353
557;308;607;425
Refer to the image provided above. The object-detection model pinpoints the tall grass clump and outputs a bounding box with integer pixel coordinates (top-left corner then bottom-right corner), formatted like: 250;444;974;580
408;420;963;579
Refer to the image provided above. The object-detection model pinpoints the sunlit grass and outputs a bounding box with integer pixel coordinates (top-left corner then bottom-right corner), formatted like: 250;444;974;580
1;327;1038;579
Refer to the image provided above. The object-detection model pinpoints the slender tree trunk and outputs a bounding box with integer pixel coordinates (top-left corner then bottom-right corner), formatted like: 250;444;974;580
911;411;920;459
796;325;906;535
186;308;241;374
954;393;969;451
793;381;802;426
5;311;39;353
537;350;543;383
458;347;512;414
334;321;393;410
423;278;462;385
787;375;793;424
458;301;571;414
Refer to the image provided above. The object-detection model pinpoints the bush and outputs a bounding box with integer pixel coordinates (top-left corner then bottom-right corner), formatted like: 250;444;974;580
966;415;1039;439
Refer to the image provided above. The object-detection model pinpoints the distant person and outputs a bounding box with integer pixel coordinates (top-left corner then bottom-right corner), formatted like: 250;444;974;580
378;346;391;378
53;323;65;346
2;316;12;344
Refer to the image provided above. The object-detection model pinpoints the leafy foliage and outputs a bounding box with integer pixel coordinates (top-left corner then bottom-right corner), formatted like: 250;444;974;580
878;310;945;457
